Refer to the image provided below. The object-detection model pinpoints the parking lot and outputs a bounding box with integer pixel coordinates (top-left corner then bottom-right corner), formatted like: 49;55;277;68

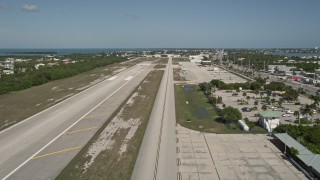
214;90;319;125
178;62;247;84
176;125;306;180
174;62;317;179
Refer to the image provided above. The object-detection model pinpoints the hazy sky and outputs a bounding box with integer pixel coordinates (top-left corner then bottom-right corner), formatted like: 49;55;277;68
0;0;319;48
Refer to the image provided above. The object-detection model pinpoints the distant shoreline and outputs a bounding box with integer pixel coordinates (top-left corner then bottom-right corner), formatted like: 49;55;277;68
4;52;58;54
0;48;318;57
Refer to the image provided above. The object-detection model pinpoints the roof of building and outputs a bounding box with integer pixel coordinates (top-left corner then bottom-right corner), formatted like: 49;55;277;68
275;133;320;174
274;133;312;155
259;111;280;118
298;154;320;170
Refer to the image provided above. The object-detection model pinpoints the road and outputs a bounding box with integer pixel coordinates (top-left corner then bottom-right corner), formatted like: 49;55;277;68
132;57;177;180
225;64;319;96
0;61;154;180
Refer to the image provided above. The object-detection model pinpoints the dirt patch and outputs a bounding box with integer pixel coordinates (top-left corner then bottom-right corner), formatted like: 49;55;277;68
173;68;187;81
83;116;141;171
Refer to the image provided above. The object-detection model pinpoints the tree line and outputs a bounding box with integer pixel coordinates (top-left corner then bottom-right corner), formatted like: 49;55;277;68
0;56;126;95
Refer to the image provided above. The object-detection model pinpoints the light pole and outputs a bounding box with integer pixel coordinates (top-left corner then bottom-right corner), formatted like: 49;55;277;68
314;68;316;86
284;130;288;155
268;118;272;136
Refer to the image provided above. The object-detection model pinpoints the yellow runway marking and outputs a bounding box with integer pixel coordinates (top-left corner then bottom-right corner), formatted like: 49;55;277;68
84;112;110;119
64;126;99;134
32;146;81;159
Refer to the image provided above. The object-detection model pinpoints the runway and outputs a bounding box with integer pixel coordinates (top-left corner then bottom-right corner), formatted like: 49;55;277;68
0;61;154;180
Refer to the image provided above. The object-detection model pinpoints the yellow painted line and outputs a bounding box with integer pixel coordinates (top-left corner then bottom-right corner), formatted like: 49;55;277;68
177;172;182;180
176;147;180;153
84;112;110;119
64;126;99;134
176;158;181;166
32;146;81;159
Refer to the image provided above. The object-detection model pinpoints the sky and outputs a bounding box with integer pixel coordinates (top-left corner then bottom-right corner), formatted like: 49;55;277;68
0;0;319;48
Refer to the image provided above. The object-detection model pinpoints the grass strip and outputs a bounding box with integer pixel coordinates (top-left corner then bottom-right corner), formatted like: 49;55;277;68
56;70;164;180
175;84;267;134
173;68;187;81
217;65;254;82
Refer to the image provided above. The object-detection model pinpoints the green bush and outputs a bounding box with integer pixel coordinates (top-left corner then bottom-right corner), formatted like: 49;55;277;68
294;119;312;124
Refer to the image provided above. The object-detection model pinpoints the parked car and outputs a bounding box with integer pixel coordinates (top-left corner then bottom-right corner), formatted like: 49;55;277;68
282;114;291;117
301;116;310;120
242;107;251;112
286;110;294;114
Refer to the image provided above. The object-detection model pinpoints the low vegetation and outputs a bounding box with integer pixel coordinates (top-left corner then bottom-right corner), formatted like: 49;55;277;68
175;84;266;133
0;55;126;94
154;58;168;69
294;119;312;124
172;58;187;64
173;68;187;81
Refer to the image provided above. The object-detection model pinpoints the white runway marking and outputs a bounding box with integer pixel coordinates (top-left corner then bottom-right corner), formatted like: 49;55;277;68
124;76;134;81
107;76;118;80
0;136;26;153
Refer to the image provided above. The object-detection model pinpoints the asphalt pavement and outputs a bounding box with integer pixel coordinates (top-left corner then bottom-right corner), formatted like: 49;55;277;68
0;61;154;180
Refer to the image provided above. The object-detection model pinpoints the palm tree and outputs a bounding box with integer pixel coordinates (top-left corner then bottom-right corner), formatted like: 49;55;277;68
254;90;259;99
310;95;320;108
260;92;264;99
262;104;268;111
272;93;277;98
300;104;312;121
294;111;300;124
243;92;247;97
